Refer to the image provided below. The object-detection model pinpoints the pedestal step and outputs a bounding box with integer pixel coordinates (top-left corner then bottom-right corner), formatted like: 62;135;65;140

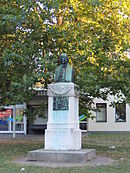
28;149;96;163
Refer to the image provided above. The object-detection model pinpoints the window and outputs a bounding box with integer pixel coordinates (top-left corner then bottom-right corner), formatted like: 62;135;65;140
79;115;87;132
96;103;107;122
115;102;126;122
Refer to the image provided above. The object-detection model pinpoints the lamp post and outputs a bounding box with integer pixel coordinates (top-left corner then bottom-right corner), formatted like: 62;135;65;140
13;105;16;138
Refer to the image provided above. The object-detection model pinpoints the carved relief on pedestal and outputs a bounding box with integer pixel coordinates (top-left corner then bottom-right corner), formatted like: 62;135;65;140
48;83;80;97
48;84;73;96
53;97;69;110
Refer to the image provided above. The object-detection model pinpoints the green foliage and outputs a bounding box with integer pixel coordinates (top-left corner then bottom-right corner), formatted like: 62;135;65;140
0;0;129;115
0;0;56;104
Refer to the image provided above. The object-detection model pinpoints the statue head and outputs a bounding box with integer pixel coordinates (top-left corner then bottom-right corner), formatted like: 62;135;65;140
60;53;68;67
54;53;74;82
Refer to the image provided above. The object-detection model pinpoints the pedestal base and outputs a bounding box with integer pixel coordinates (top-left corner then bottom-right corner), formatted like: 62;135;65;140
28;149;96;164
45;129;81;150
46;82;81;150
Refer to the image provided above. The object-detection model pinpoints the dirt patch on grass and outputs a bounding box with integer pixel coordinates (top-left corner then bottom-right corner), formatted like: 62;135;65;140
13;156;115;168
0;140;43;145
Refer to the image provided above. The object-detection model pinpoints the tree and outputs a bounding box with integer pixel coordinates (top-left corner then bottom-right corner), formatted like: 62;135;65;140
51;0;130;114
0;0;56;104
0;0;129;114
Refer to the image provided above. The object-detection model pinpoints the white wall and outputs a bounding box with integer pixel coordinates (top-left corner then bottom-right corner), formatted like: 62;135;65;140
88;96;130;132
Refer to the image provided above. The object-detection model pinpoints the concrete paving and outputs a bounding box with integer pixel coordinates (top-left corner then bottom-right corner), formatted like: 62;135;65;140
0;134;43;139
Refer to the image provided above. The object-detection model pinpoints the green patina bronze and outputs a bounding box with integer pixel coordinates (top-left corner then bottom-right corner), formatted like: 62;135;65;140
53;97;69;110
54;53;74;82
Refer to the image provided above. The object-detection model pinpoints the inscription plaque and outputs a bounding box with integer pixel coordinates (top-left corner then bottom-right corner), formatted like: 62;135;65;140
53;97;69;110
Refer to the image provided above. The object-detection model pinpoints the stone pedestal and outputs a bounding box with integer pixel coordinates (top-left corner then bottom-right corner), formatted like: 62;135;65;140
28;149;96;163
45;82;81;150
28;82;96;164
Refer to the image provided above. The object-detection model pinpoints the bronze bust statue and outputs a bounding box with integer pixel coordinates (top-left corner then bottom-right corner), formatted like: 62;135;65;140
54;53;74;82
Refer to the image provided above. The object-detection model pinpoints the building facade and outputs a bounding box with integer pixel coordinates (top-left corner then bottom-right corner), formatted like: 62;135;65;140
88;96;130;132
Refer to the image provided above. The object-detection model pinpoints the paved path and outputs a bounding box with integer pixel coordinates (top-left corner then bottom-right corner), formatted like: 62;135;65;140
0;132;87;140
0;134;43;139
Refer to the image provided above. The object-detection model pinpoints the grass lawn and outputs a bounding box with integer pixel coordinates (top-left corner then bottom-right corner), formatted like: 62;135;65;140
0;133;130;173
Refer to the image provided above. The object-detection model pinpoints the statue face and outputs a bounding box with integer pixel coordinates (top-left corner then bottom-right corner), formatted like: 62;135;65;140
61;57;67;64
60;53;68;66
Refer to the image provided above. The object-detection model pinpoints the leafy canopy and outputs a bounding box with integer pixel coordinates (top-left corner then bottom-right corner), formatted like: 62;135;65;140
0;0;129;114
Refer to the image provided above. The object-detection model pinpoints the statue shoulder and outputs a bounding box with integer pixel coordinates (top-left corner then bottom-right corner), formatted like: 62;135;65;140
67;63;73;69
55;65;61;72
